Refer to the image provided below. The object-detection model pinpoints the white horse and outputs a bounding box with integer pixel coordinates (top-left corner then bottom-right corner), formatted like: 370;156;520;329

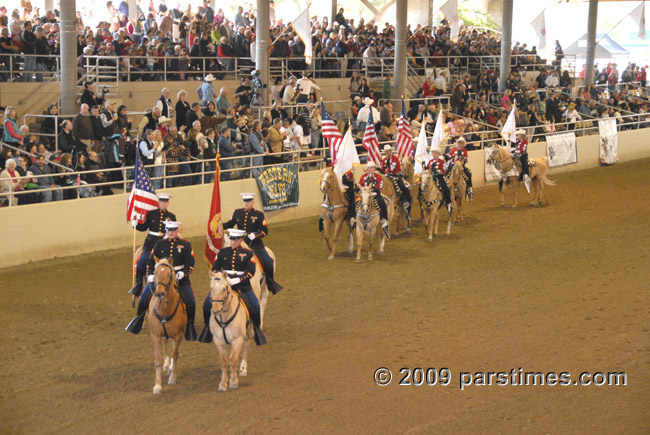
207;271;252;391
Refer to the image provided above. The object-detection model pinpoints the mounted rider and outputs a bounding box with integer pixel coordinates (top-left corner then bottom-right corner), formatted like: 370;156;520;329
513;129;531;193
342;171;356;228
125;221;198;341
129;193;176;298
199;228;267;346
222;193;282;295
426;147;454;215
358;161;390;238
448;137;475;204
380;144;411;220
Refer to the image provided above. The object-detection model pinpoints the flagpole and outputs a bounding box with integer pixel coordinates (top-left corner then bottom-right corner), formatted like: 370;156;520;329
131;225;136;308
596;2;643;45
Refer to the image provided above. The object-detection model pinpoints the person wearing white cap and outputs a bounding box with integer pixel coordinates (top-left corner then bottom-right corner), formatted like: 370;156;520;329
426;148;454;214
449;137;474;204
196;74;216;108
359;162;390;238
221;193;283;295
126;220;198;341
198;228;267;346
356;97;380;132
380;145;411;220
128;193;176;299
513;129;531;193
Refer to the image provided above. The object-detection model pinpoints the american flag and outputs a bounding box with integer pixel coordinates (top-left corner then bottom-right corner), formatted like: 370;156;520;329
126;151;159;223
321;101;343;165
396;100;413;158
363;109;382;165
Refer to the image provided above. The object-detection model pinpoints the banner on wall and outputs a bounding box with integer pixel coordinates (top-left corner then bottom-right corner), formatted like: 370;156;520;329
252;163;299;211
484;147;502;182
545;132;577;167
598;119;618;165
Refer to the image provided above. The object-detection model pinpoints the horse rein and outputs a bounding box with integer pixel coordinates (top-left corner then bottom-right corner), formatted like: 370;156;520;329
153;263;175;302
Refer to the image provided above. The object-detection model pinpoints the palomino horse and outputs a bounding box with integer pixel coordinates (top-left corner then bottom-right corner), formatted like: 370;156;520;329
377;173;402;237
319;167;353;260
419;170;450;241
398;155;423;229
222;233;273;330
487;146;556;208
449;160;467;223
149;258;187;395
355;185;392;262
207;271;252;392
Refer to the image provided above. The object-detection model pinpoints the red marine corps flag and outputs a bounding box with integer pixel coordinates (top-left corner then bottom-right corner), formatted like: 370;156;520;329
205;158;222;265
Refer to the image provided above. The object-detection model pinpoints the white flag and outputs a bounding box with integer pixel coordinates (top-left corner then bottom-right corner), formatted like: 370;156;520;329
290;6;313;64
414;120;430;176
440;0;460;41
530;9;546;51
630;2;646;39
430;110;446;153
500;105;517;152
333;128;360;190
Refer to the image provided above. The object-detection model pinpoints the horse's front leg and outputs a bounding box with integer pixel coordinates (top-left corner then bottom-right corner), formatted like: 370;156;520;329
216;343;229;392
368;226;375;261
355;226;364;263
329;217;343;260
229;337;245;390
322;215;333;253
513;181;519;208
259;287;269;330
152;334;163;394
239;326;252;377
162;339;170;373
500;181;506;208
168;333;182;385
347;225;354;253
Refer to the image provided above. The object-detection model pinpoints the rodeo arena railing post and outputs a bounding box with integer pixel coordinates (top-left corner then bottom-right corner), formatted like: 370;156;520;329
2;104;649;207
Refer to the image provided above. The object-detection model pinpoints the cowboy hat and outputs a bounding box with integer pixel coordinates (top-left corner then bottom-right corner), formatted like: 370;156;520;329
362;97;374;106
366;161;379;169
431;147;442;154
383;144;394;152
204;74;216;82
456;136;467;143
516;129;526;136
157;116;172;124
568;102;576;109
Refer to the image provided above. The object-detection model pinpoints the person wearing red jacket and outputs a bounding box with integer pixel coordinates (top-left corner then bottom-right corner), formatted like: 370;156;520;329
359;161;390;238
448;137;474;203
380;145;411;219
513;129;531;192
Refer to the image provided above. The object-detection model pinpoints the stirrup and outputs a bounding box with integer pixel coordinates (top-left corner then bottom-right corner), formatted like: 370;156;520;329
184;322;197;341
253;323;267;346
198;325;213;343
128;283;142;297
125;312;145;334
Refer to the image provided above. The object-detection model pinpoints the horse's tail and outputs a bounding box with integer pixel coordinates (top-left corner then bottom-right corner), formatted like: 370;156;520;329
540;157;557;186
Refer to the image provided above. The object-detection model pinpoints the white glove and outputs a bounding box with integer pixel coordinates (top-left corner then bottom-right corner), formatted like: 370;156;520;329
247;233;255;241
227;277;241;286
147;275;154;283
176;271;185;280
131;220;138;228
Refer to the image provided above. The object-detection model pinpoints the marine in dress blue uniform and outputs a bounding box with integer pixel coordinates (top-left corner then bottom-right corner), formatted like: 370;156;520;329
198;229;267;346
125;221;198;341
222;193;283;294
128;193;176;297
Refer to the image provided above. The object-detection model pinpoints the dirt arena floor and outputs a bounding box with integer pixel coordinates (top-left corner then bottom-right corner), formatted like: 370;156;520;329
2;159;649;434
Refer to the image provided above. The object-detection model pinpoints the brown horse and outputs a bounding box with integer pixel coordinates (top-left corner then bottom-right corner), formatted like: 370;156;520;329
377;173;402;237
449;160;467;223
207;271;252;392
319;167;353;260
148;258;187;395
355;185;392;262
398;155;423;230
419;170;450;241
487;146;556;208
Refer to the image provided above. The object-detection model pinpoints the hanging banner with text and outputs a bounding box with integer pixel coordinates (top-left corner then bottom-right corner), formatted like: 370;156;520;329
545;132;577;167
484;147;502;182
598;119;618;165
252;163;299;211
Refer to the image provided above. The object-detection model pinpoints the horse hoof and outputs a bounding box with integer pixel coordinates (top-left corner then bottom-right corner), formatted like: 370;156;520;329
368;257;374;261
405;228;411;234
501;204;505;208
327;255;334;260
529;202;535;207
512;205;517;209
168;377;177;385
539;201;543;206
153;386;162;395
427;237;432;242
218;384;227;392
239;368;248;377
229;382;239;390
355;258;361;263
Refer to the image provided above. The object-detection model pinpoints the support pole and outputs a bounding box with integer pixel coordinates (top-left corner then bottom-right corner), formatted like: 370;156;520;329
128;0;138;21
332;0;337;23
393;0;408;100
256;0;270;108
585;0;598;85
60;0;78;116
498;0;513;93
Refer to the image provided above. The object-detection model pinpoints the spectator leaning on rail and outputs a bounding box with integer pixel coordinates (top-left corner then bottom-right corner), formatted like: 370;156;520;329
2;106;23;147
29;154;62;202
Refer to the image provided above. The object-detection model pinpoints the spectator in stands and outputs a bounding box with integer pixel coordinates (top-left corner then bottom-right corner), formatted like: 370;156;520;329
56;152;77;200
29;154;62;202
196;73;216;108
138;106;161;136
380;100;393;128
155;87;173;118
434;70;448;95
295;71;321;104
218;126;235;180
81;82;104;108
100;101;118;138
185;102;201;132
59;119;85;155
2;106;23;147
234;75;253;107
216;87;230;115
72;103;94;151
0;158;21;206
174;90;190;131
20;20;37;82
85;150;112;195
115;104;131;132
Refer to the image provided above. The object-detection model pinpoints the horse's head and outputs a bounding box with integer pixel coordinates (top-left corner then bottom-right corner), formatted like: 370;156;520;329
153;257;175;301
357;185;376;214
420;169;433;193
451;160;465;183
320;167;334;193
401;155;413;175
487;145;509;170
208;271;232;315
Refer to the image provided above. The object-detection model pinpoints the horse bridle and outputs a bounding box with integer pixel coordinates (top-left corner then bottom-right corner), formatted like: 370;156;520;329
154;263;175;302
420;171;433;195
209;275;243;345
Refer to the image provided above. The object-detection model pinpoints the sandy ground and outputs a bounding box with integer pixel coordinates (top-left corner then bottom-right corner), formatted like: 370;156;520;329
1;159;649;434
